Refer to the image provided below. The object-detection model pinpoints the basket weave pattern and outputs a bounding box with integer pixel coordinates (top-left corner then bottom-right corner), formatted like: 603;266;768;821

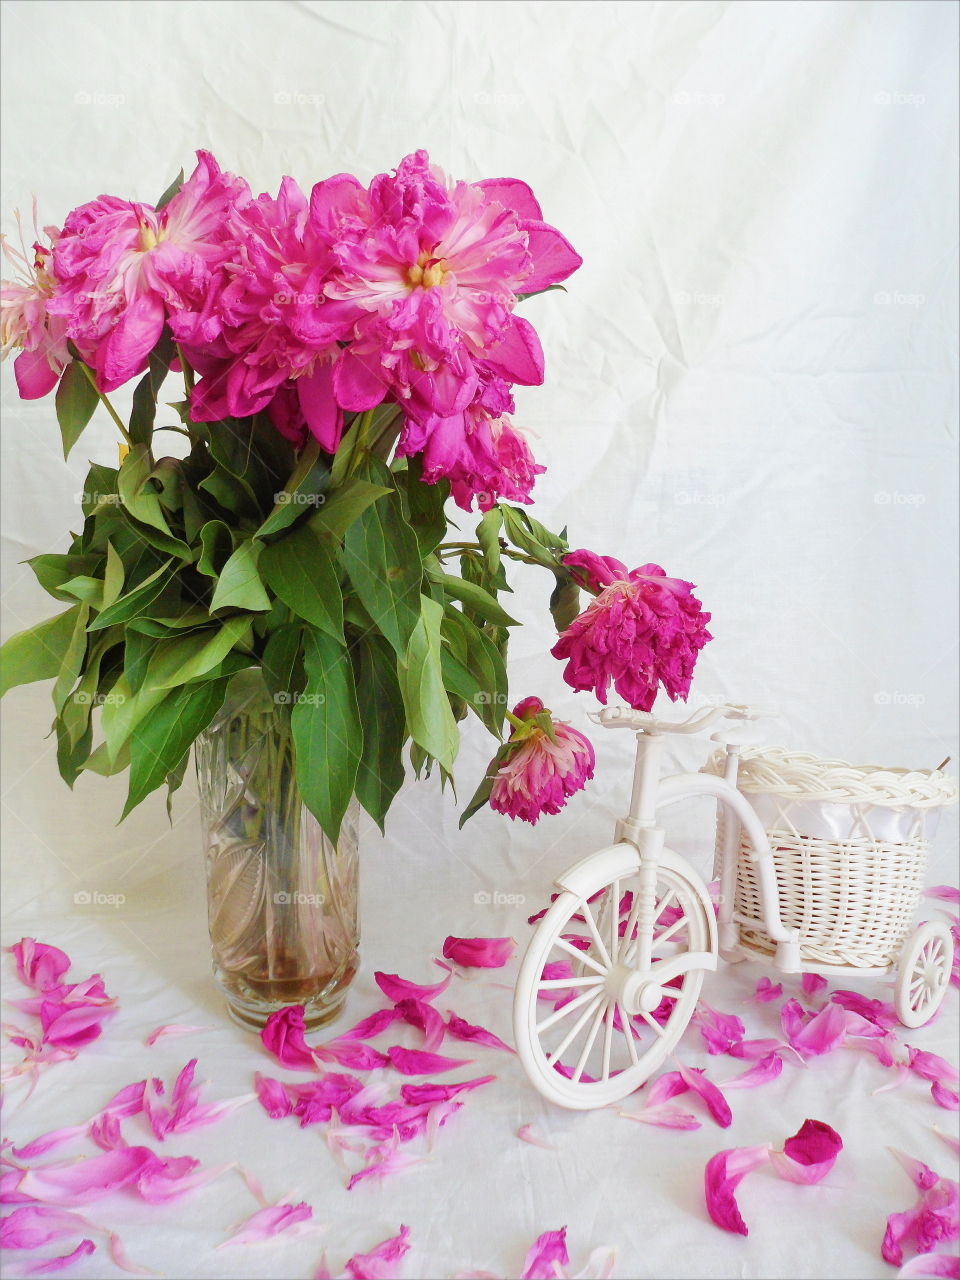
708;746;957;970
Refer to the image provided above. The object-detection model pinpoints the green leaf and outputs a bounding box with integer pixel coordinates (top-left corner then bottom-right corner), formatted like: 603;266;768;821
197;520;234;578
27;552;103;601
458;742;513;828
154;168;184;211
87;559;173;631
56;715;93;788
117;445;191;559
129;337;174;448
257;439;330;539
101;673;168;764
549;572;581;633
122;678;228;818
123;628;156;694
426;565;518;628
262;623;303;705
61;630;117;747
477;506;503;578
52;603;90;715
58;575;103;609
341;466;422;657
440;608;507;737
292;626;362;844
55;362;100;459
102;542;125;610
500;503;566;568
310;477;392;539
0;605;84;697
398;595;459;772
210;539;271;613
83;738;131;777
142;615;252;691
164;750;190;820
353;633;406;831
398;456;449;555
259;524;344;642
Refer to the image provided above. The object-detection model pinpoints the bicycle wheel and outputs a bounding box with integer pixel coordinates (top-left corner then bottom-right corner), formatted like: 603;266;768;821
895;921;954;1028
513;846;715;1109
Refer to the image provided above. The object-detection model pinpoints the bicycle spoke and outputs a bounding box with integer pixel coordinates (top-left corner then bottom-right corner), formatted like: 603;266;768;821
617;1001;639;1066
609;880;620;959
537;986;603;1035
601;1001;614;1081
636;1009;666;1038
580;899;612;969
572;998;608;1082
653;916;686;950
554;936;608;975
538;975;606;990
546;992;606;1066
654;887;678;924
617;893;642;962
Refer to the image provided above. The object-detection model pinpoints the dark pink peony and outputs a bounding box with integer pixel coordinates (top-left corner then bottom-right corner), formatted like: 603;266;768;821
488;697;595;825
551;550;712;710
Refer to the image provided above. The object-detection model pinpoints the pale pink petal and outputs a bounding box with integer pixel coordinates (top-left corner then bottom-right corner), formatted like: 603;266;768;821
570;1246;617;1280
344;1224;411;1279
144;1024;208;1047
898;1253;960;1278
20;1239;96;1273
694;1003;745;1055
729;1037;795;1061
313;1255;334;1280
874;1065;911;1096
335;1009;402;1042
346;1134;424;1190
16;1148;154;1205
517;1124;556;1150
221;1201;314;1246
135;1154;232;1204
375;971;452;1005
721;1054;784;1090
889;1148;940;1190
932;1083;959;1111
788;1002;848;1058
445;1014;513;1053
619;1104;701;1130
754;977;783;1003
386;1046;472;1076
830;990;900;1030
105;1231;157;1276
521;1228;569;1280
0;1206;91;1249
933;1128;960;1157
704;1145;771;1235
441;937;515;969
12;1125;90;1160
908;1048;960;1088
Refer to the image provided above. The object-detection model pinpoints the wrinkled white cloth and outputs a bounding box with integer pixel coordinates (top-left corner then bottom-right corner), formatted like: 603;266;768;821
1;2;957;1277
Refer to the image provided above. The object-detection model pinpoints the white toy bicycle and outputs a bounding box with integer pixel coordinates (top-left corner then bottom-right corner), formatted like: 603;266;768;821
513;703;957;1110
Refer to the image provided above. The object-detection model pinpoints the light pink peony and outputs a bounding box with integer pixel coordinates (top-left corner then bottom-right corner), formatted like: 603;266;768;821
47;151;248;392
488;697;595;825
1;210;70;398
551;550;712;711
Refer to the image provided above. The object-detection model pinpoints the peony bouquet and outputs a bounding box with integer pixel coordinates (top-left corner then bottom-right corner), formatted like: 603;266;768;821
1;149;711;842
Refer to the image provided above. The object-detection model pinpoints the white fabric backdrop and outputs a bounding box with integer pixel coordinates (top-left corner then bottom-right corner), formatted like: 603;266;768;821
1;3;957;1278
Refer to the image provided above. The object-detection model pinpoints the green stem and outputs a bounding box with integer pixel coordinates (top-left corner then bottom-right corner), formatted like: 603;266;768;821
437;540;549;569
77;361;133;448
176;344;195;395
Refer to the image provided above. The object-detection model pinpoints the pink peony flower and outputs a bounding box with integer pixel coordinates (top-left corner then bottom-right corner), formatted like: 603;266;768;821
551;552;712;710
319;150;581;425
882;1151;959;1268
1;210;70;398
488;697;595;824
48;151;248;392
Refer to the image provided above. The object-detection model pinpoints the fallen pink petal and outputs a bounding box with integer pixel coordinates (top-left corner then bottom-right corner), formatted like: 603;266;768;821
694;1003;745;1055
517;1124;556;1149
720;1053;784;1090
221;1201;315;1246
677;1063;733;1128
445;1013;513;1053
344;1224;411;1279
924;886;960;905
335;1009;402;1042
386;1046;473;1075
801;972;828;1002
753;977;783;1003
143;1024;208;1047
441;937;515;969
375;970;452;1005
521;1228;569;1279
898;1253;960;1278
704;1145;771;1235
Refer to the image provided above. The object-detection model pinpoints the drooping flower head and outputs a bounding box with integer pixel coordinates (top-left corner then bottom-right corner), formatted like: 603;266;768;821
1;206;70;398
47;151;249;392
488;696;595;825
551;550;712;710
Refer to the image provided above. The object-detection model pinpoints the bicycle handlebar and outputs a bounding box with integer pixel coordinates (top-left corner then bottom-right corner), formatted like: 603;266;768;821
589;703;775;735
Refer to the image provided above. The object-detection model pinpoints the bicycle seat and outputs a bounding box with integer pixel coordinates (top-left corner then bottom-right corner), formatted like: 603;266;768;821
589;703;775;735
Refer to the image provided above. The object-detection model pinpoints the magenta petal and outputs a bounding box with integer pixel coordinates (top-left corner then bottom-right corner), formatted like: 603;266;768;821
445;1014;513;1053
386;1046;472;1076
782;1118;843;1168
482;316;544;386
678;1064;733;1128
754;977;784;1003
17;1148;155;1205
788;1002;847;1057
399;1075;495;1104
721;1054;784;1091
336;1009;402;1042
0;1206;92;1250
704;1145;771;1235
297;362;343;453
333;349;388;411
801;973;828;1001
344;1225;411;1280
924;886;960;905
13;348;61;400
931;1082;959;1111
521;1228;569;1280
375;971;452;1005
889;1149;941;1191
261;1006;318;1071
521;223;584;293
9;940;72;991
21;1239;97;1273
395;999;448;1053
644;1070;689;1108
254;1073;293;1119
475;177;544;221
441;937;515;969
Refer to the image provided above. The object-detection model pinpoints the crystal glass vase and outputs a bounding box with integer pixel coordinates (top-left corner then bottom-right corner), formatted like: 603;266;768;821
195;673;359;1031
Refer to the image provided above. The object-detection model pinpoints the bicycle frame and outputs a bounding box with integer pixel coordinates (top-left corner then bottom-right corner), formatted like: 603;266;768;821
611;728;802;973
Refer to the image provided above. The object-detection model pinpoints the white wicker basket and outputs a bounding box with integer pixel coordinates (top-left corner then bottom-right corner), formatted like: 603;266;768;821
705;746;958;969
